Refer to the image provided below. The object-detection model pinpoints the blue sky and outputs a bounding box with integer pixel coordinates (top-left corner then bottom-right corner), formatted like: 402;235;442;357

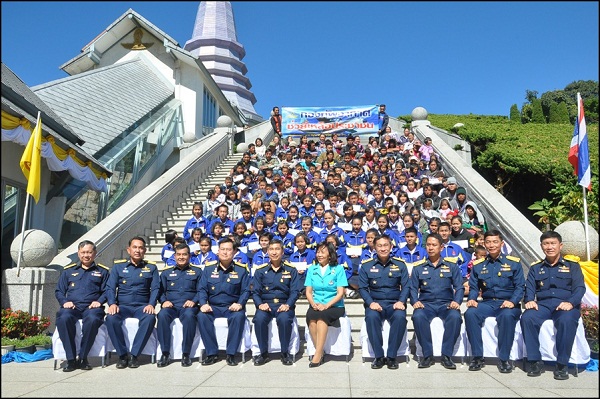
1;1;598;120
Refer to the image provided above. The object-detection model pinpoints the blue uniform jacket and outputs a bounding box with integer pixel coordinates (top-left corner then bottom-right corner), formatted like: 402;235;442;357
289;249;316;265
199;260;250;307
441;242;469;277
252;250;271;269
159;264;203;307
359;256;409;306
209;217;235;235
318;226;347;246
252;262;300;307
344;229;367;248
468;254;525;304
106;259;160;307
272;232;295;257
409;257;464;304
524;257;585;308
55;262;110;311
191;250;218;268
397;245;428;266
183;216;208;242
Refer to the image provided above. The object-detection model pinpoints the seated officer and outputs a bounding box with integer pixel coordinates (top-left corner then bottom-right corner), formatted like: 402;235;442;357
156;243;202;368
521;231;585;380
197;237;250;366
105;236;159;369
251;240;300;366
410;233;464;369
464;230;524;373
55;240;109;372
358;234;410;370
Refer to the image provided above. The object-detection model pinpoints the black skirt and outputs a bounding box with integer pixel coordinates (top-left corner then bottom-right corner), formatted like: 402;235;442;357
306;306;345;328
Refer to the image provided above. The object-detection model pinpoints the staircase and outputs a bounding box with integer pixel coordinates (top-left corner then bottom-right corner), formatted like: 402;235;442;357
145;152;243;265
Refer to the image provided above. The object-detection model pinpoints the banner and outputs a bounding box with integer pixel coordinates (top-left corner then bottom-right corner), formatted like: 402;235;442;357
281;105;379;139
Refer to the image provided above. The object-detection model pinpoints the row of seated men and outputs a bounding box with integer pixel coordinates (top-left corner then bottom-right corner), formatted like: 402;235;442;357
55;229;587;381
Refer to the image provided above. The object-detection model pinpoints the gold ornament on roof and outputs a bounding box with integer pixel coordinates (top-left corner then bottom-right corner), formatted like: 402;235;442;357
121;28;153;50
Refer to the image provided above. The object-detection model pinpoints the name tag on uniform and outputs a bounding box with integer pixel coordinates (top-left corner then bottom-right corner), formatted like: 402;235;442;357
170;272;177;277
422;271;429;275
229;274;239;279
211;274;220;278
282;275;291;279
370;268;379;273
558;269;570;273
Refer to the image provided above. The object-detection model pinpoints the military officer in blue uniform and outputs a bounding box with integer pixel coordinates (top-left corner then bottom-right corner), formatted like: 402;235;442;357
55;240;109;372
197;237;250;366
410;233;464;369
251;240;300;366
359;234;410;370
105;236;159;369
464;230;524;373
521;231;586;380
156;243;202;368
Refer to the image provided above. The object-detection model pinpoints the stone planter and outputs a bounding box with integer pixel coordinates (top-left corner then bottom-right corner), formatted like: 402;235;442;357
35;344;52;352
588;338;599;360
1;345;15;355
14;345;35;354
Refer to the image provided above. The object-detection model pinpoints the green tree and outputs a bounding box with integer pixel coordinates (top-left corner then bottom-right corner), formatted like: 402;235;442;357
548;102;569;124
531;99;546;123
521;103;532;124
509;104;521;123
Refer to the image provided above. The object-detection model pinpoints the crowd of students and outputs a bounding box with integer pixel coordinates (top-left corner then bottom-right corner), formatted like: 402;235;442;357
162;128;492;298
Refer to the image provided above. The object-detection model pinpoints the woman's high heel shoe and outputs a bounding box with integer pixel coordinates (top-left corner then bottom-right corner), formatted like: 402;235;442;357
308;356;324;368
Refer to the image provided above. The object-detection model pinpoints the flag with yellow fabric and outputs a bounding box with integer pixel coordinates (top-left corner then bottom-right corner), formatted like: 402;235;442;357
19;114;42;203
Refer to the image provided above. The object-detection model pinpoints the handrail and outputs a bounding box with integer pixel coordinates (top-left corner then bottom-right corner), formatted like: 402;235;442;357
49;132;232;268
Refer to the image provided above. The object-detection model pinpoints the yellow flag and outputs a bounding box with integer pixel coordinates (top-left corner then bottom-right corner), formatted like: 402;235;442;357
19;114;42;203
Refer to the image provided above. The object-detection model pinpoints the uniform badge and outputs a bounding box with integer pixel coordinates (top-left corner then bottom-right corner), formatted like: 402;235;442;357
498;272;501;277
227;278;231;282
329;280;334;285
389;272;392;277
440;273;443;277
71;282;75;287
280;279;284;283
540;281;544;287
71;272;79;276
139;273;143;277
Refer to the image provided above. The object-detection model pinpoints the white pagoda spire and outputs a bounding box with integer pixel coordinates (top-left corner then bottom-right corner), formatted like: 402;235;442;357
184;1;262;124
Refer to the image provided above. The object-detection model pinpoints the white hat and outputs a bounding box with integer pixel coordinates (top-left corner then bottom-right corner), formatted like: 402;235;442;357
289;141;298;147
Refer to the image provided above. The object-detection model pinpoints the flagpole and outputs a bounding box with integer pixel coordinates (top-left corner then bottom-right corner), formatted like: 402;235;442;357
16;192;30;277
582;186;591;261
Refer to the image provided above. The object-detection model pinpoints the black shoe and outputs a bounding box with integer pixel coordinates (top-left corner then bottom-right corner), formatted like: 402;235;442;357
499;360;512;374
418;356;434;368
226;354;238;366
63;360;78;372
157;354;170;368
308;355;324;368
253;353;270;366
128;355;139;369
554;363;569;380
371;357;386;369
116;356;128;369
469;356;485;371
527;360;543;377
79;358;92;371
181;354;192;367
441;355;456;370
386;357;399;370
281;353;293;366
201;354;218;366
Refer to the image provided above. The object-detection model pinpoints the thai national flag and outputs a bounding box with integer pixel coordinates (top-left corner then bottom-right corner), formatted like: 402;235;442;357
568;93;591;190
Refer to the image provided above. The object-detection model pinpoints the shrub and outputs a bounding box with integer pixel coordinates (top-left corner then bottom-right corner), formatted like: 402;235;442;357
581;304;599;341
1;308;50;340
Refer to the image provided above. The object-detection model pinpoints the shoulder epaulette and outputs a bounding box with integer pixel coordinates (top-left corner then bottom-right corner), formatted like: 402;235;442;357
234;261;249;272
190;265;202;271
530;259;543;266
146;260;157;265
444;256;458;263
114;259;127;263
392;256;406;263
254;263;269;270
205;260;218;267
472;258;486;266
163;266;174;271
97;263;110;270
64;263;76;269
413;259;427;267
362;257;377;266
506;255;521;262
284;261;294;268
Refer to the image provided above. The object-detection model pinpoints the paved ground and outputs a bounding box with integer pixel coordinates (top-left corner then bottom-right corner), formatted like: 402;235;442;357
2;351;598;398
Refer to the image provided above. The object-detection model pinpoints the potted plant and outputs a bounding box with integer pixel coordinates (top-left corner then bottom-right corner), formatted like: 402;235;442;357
1;308;51;354
581;304;599;359
1;337;17;355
